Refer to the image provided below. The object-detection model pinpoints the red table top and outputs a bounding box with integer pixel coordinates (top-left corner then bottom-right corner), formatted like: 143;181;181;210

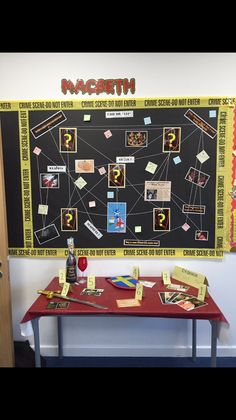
21;276;227;324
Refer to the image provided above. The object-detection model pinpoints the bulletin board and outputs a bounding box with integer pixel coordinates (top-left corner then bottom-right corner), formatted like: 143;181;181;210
0;97;235;258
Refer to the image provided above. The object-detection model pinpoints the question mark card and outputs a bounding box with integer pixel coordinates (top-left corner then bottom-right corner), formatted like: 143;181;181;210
38;204;48;215
145;161;157;174
163;127;181;153
153;208;170;231
59;269;66;284
162;271;171;285
135;282;143;301
59;128;77;153
108;163;126;188
61;208;78;231
87;275;96;290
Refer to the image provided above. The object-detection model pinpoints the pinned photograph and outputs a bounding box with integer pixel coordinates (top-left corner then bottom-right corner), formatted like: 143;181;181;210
107;202;126;233
75;159;94;173
125;131;148;147
163;127;181;152
59;127;77;152
153;208;170;231
108;164;126;188
145;181;171;201
34;224;60;245
195;230;209;241
185;167;210;188
40;173;59;188
61;208;78;231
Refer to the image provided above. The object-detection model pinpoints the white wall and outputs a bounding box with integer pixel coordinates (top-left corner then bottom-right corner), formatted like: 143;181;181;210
1;52;236;357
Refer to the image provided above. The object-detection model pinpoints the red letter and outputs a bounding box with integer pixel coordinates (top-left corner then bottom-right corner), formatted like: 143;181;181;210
86;79;96;94
123;78;136;95
114;79;123;96
75;79;86;94
61;79;75;94
95;79;105;94
105;79;115;94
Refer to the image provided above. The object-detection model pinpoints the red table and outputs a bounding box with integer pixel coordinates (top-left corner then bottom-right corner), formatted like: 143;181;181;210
21;277;227;367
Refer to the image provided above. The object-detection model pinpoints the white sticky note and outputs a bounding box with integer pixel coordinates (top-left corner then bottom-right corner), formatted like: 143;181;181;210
98;167;106;175
84;114;91;121
104;129;112;139
38;204;48;215
196;150;210;164
74;176;87;190
89;201;96;208
182;223;190;231
144;116;151;125
145;161;157;174
173;156;181;165
135;226;142;233
209;110;216;118
33;147;41;155
107;191;114;198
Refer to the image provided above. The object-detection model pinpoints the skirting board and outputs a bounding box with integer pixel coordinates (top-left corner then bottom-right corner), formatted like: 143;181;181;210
31;345;236;358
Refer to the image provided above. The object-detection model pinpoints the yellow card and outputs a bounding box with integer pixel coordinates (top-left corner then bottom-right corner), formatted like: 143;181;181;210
172;266;209;286
197;284;207;301
234;210;236;242
59;269;66;284
116;298;141;308
87;275;96;290
132;266;139;279
162;271;171;285
135;282;143;301
61;282;70;297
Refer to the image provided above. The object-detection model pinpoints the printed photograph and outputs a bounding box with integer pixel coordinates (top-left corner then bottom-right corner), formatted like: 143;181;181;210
75;159;94;173
125;131;148;147
34;224;60;245
185;167;210;188
195;230;209;241
40;173;59;188
107;202;127;233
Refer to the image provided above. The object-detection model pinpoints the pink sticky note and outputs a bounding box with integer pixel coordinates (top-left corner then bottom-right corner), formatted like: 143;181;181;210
33;147;41;155
104;130;112;139
182;223;190;231
98;167;106;175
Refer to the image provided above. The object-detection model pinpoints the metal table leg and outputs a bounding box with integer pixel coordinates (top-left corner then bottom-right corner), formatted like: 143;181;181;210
57;316;63;359
192;319;197;362
211;320;217;368
31;318;41;368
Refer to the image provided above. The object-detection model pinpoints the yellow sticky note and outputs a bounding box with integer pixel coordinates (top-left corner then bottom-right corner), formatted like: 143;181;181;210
197;284;207;302
162;271;171;285
132;266;139;279
87;275;96;290
84;114;91;121
61;282;70;297
135;282;143;301
59;269;66;284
